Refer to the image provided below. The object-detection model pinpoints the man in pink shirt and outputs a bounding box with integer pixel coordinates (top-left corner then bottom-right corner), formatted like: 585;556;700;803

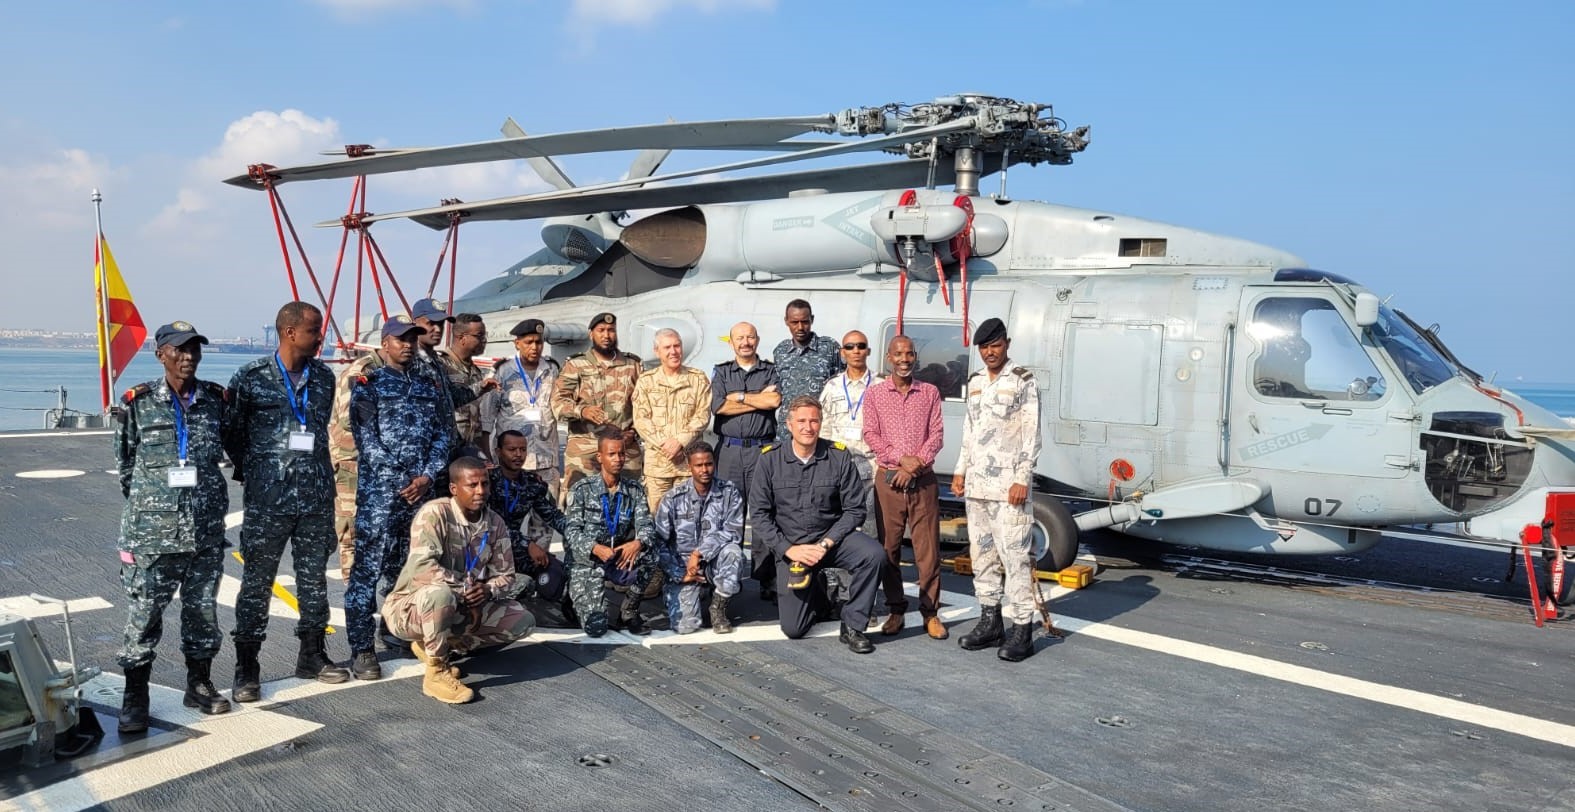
860;335;946;640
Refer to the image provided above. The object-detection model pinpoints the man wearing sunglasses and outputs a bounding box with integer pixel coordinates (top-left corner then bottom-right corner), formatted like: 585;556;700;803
819;331;880;540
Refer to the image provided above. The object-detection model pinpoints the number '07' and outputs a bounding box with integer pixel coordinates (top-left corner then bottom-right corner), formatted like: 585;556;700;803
1303;498;1342;517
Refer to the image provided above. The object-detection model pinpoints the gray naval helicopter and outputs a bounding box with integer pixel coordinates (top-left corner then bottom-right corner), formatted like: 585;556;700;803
228;93;1575;575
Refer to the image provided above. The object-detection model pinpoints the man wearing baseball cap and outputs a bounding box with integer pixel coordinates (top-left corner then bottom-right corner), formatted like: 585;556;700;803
344;314;454;680
113;320;233;732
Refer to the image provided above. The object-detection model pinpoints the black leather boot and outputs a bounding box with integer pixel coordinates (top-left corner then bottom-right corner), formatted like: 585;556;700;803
118;663;152;734
997;622;1036;662
295;633;351;684
232;641;262;703
183;657;232;715
350;650;382;681
958;604;1004;651
709;595;734;634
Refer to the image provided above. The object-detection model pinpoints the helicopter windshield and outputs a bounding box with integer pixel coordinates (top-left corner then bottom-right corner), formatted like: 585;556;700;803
1366;305;1457;394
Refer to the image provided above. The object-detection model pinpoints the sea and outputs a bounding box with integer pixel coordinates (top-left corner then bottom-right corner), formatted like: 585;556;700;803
0;346;1572;432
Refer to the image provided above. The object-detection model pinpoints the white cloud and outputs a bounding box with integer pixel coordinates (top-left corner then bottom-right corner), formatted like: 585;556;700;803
0;148;121;231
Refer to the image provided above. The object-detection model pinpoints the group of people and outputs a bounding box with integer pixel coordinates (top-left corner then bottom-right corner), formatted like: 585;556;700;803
110;296;1043;724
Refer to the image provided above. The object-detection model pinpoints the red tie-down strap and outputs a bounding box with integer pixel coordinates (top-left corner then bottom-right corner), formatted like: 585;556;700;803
951;195;974;345
895;189;917;335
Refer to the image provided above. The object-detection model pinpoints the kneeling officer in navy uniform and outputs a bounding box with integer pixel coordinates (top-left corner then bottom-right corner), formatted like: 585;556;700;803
750;395;884;653
114;321;233;733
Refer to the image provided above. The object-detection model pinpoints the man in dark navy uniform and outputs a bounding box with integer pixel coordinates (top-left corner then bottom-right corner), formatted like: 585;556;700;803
749;395;884;653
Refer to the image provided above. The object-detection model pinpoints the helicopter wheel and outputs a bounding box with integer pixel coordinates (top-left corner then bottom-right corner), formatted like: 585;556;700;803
1030;494;1080;572
1554;549;1575;607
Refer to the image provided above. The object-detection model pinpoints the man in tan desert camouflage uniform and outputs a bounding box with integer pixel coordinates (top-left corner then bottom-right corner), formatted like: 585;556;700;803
551;312;643;495
383;456;533;704
631;328;712;511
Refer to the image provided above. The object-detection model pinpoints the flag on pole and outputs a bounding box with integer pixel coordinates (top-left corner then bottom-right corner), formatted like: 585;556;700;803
94;234;146;408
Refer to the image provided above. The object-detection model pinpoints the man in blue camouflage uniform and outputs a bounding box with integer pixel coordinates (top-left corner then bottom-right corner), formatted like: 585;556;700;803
224;302;350;704
113;321;233;734
771;298;843;444
564;428;658;637
345;315;453;679
650;441;744;635
489;430;572;623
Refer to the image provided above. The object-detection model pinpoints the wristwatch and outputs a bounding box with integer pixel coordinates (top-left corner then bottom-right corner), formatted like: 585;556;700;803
820;537;835;549
735;391;746;403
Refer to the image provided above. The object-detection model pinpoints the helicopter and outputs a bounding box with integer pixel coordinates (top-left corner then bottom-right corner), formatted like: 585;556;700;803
225;93;1575;575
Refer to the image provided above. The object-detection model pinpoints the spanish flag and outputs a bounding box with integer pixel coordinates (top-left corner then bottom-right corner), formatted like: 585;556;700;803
94;234;146;409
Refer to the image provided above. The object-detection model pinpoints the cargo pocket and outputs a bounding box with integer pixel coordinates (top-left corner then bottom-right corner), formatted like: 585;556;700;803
132;510;180;540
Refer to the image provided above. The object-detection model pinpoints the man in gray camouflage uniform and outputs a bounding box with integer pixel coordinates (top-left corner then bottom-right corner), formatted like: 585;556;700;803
952;318;1044;662
771;298;842;444
650;441;744;634
224;302;351;704
564;428;658;637
113;321;233;734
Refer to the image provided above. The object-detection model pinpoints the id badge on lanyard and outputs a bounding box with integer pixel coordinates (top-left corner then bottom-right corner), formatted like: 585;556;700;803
169;389;198;488
514;357;544;424
278;354;315;452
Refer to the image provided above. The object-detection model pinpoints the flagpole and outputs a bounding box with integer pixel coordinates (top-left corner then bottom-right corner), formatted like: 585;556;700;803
92;188;114;412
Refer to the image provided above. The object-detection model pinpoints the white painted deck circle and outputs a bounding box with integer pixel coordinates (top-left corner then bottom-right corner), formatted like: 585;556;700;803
16;469;86;479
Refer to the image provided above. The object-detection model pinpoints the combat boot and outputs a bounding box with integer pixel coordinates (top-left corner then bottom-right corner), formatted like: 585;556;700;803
118;663;152;735
350;650;382;680
958;604;1004;651
183;658;232;715
410;640;463;678
709;595;734;635
422;659;474;704
295;633;351;684
232;641;262;703
997;622;1036;662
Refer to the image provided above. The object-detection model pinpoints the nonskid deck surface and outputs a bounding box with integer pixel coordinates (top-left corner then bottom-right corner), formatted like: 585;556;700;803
2;430;1574;812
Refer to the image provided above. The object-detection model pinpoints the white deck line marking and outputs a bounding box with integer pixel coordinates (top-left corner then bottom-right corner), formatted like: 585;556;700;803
0;430;113;440
6;676;320;812
0;595;113;619
216;574;348;629
14;469;85;479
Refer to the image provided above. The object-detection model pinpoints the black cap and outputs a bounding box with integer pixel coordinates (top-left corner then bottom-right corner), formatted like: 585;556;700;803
588;312;617;329
510;318;545;338
155;321;209;348
411;298;453;322
972;318;1008;346
381;314;426;339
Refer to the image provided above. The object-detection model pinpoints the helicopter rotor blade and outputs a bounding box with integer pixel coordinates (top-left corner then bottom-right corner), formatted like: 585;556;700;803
340;150;1017;230
225;115;840;188
500;117;577;191
319;116;976;228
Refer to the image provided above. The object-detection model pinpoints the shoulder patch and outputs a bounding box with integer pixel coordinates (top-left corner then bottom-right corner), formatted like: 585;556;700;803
121;383;150;404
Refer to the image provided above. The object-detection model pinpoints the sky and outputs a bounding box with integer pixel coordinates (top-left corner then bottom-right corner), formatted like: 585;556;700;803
1;0;1571;381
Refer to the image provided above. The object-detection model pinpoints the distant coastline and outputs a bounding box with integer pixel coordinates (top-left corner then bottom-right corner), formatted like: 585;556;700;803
0;330;268;353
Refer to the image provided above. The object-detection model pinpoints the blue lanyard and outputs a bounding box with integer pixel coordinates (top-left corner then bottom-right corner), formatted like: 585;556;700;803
464;530;490;575
842;372;871;421
513;357;543;405
500;475;522;515
170;386;195;465
601;492;623;538
274;353;310;430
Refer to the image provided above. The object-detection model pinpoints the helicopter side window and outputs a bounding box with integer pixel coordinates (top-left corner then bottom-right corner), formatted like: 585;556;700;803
1249;298;1386;402
881;322;969;399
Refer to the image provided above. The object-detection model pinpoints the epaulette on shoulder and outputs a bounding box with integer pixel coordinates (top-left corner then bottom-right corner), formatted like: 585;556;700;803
831;441;847;451
760;444;777;455
623;352;642;363
1010;366;1032;378
121;383;151;405
201;380;230;402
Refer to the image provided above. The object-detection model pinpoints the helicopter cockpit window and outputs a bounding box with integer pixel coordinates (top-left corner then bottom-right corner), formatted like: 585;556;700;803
881;322;969;399
1367;305;1456;394
1249;298;1386;402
